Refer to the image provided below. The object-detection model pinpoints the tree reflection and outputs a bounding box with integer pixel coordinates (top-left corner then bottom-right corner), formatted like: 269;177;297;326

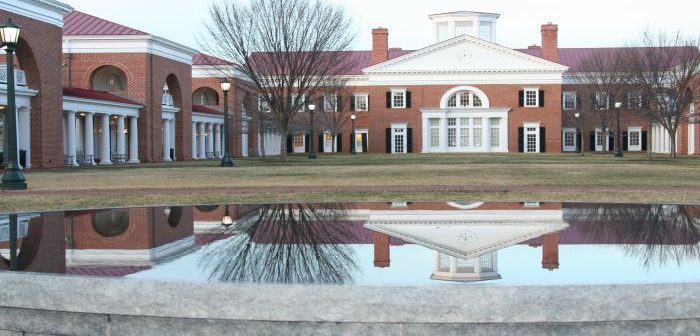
200;203;359;284
564;203;700;268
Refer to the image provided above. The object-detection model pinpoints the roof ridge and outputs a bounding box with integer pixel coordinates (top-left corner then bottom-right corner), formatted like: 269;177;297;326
63;10;149;36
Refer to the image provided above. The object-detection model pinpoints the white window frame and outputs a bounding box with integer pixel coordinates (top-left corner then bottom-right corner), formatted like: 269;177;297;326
324;93;337;112
524;88;539;108
391;89;406;109
595;92;610;110
523;122;540;153
293;133;305;153
627;92;642;108
354;129;368;153
355;94;369;112
594;128;609;152
478;21;492;40
563;92;577;110
562;127;577;152
323;132;335;153
455;21;472;36
390;123;408;154
628;127;642;152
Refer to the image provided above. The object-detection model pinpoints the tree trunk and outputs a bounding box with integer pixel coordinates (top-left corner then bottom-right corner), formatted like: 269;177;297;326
646;113;653;160
280;127;288;159
669;129;677;159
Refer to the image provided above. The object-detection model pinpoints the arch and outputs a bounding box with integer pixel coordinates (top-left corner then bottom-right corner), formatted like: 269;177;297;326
90;65;128;92
92;209;130;238
440;86;490;108
164;74;183;108
193;87;220;106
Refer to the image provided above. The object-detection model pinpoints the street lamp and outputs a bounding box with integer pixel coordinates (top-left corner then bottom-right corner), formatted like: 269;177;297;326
221;204;233;229
307;104;316;159
220;80;234;167
614;101;623;158
350;114;357;154
575;112;583;157
1;18;26;190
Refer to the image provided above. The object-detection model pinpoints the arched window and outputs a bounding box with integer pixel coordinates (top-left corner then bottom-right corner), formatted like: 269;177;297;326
91;65;128;92
440;86;489;108
192;87;220;106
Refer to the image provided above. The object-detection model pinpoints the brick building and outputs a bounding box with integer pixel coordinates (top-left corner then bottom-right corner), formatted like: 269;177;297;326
1;5;698;170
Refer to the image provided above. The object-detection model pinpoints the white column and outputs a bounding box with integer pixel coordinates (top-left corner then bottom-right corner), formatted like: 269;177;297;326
439;118;448;152
485;119;492;153
198;122;206;159
214;123;222;158
66;110;78;166
84;113;95;165
206;123;214;158
128;116;140;163
170;119;177;161
422;115;429;153
163;119;172;161
116;115;126;159
100;114;112;165
191;122;198;159
18;108;31;169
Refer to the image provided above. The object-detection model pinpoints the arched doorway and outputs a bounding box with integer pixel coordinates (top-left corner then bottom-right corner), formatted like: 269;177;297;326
161;74;183;162
193;87;219;106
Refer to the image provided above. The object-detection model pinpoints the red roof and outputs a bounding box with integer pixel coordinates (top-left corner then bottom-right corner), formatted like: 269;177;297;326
517;47;697;72
63;10;148;36
250;49;413;76
63;87;143;106
193;53;231;66
193;105;224;116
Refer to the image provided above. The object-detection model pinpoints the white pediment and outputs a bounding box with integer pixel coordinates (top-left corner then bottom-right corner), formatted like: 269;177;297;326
364;210;569;260
363;35;568;75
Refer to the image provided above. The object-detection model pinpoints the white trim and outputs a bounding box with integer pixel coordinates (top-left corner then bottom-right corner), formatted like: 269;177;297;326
391;89;406;109
562;92;577;110
0;0;72;27
192;112;223;125
390;123;408;154
523;122;540;153
62;35;198;65
627;127;642;152
0;86;37;108
63;95;142;117
562;127;577;152
523;88;539;108
440;85;490;108
354;93;369;112
421;108;510;153
65;236;196;266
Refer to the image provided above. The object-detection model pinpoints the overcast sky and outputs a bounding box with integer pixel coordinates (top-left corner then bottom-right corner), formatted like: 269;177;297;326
64;0;699;52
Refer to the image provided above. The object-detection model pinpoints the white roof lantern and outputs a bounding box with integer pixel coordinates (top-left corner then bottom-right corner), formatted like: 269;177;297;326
429;11;500;43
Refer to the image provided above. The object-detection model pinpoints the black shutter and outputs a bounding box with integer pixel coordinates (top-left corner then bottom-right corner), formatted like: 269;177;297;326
539;90;545;107
576;94;582;109
518;127;524;152
589;132;596;151
286;135;293;153
336;133;342;152
608;134;614;151
361;133;368;153
576;130;582;152
304;134;310;153
385;128;391;153
624;93;630;108
337;96;343;111
319;134;324;152
367;96;370;112
386;92;392;108
518;91;524;107
350;132;355;152
407;128;413;153
318;97;324;110
539;127;546;153
622;131;629;151
406;92;412;108
641;131;648;151
350;95;356;111
591;94;597;110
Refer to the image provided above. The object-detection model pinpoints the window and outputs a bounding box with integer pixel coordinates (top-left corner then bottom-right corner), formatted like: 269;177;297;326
479;22;492;40
459;92;470;107
524;89;539;107
595;92;609;110
628;127;642;151
437;22;449;42
324;94;337;112
291;93;305;112
490;118;500;147
447;94;457;108
627;92;642;108
562;128;576;152
393;128;405;153
293;133;305;148
472;118;483;147
630;131;640;146
460;118;470;147
455;21;473;36
563;92;577;110
429;118;440;148
391;90;406;108
447;118;457;148
258;95;271;113
526;127;538;153
595;128;607;151
445;90;485;108
355;94;368;112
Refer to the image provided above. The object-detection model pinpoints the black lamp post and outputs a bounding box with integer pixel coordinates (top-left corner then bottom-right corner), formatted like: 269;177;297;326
350;114;356;154
9;213;18;270
220;80;234;167
1;18;26;190
614;101;623;158
307;104;316;159
575;112;584;157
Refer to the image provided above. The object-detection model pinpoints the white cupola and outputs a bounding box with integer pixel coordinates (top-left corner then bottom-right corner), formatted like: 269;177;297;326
429;11;500;43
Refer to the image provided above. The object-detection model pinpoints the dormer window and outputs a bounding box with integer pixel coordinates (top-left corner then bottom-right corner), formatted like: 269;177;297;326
437;22;449;42
479;22;492;40
455;21;472;36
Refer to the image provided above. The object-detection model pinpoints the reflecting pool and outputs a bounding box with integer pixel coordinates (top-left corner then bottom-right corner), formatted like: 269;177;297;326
1;202;699;286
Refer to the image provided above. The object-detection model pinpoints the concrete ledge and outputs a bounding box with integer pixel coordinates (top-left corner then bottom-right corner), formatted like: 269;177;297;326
0;272;698;335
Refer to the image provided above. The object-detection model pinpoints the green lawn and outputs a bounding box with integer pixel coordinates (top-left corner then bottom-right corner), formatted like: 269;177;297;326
1;152;698;212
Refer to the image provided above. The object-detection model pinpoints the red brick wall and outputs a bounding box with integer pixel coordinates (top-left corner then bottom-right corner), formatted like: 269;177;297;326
1;10;64;168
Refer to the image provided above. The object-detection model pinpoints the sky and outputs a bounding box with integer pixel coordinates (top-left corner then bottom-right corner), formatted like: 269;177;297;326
63;0;700;52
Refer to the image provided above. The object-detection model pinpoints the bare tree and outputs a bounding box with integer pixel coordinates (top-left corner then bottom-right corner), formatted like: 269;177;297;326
201;0;358;158
623;31;700;158
315;88;353;153
573;50;628;153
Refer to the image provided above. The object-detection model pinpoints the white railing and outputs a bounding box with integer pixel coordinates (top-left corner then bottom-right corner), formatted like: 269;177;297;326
162;93;174;107
0;69;27;86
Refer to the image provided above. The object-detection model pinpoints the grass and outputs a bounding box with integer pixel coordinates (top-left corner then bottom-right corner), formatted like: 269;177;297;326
1;152;699;212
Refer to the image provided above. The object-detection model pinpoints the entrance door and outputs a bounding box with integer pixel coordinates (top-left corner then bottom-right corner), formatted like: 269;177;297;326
293;133;305;153
628;128;642;152
562;128;577;152
392;128;406;154
324;133;334;153
355;133;364;153
524;125;539;153
595;128;608;152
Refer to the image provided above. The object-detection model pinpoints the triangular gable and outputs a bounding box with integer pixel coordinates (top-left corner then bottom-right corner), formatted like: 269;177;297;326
363;34;568;74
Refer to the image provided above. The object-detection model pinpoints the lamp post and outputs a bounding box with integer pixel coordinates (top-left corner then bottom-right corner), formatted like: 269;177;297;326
9;213;18;270
575;112;583;157
220;80;234;167
307;104;316;159
614;101;623;158
1;18;26;190
221;204;233;229
350;114;356;154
